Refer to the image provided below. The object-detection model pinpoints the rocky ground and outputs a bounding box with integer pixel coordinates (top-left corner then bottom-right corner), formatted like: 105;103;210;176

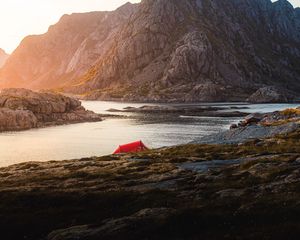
0;108;300;239
199;107;300;144
0;88;103;131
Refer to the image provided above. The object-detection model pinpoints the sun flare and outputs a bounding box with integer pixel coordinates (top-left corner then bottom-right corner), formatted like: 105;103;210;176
0;0;141;53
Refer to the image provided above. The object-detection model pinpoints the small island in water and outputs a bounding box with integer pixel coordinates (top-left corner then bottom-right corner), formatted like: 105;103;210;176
0;88;102;131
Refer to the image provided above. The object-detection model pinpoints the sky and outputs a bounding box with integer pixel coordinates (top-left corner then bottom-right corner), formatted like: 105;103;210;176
0;0;299;54
0;0;141;53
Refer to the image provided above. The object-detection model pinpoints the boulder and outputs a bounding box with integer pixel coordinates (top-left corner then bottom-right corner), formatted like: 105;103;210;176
244;113;265;124
0;108;38;131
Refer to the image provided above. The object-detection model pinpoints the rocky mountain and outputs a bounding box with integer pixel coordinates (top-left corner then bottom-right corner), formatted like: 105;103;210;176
0;3;137;90
0;0;300;102
0;49;9;68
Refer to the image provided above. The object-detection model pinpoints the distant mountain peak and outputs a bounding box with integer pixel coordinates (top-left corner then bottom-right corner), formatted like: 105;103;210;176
0;49;9;68
0;48;6;54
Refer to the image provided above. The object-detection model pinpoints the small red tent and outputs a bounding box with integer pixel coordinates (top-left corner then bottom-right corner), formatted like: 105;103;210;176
113;141;148;154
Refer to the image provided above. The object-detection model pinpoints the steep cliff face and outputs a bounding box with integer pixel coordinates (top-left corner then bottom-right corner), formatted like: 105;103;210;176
0;49;9;68
0;3;137;90
69;0;300;102
0;0;300;102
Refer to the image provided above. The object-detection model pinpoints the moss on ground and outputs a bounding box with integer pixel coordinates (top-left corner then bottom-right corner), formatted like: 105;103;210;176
0;128;300;239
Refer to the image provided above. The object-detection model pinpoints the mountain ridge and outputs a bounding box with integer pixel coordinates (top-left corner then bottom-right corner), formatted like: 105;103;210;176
0;48;9;68
69;0;300;102
0;3;138;90
0;0;300;102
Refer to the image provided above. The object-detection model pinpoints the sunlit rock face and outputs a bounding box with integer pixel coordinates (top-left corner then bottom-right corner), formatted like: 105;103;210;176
0;3;138;90
0;49;9;68
1;0;300;102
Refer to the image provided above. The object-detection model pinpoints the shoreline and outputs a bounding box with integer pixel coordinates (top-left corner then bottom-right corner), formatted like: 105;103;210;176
1;104;299;167
0;88;104;133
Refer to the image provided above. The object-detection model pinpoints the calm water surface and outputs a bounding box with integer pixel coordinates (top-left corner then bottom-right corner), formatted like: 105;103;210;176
0;101;298;167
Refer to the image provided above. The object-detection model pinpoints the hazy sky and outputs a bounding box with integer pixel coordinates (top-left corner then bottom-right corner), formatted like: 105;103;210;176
0;0;299;53
0;0;141;53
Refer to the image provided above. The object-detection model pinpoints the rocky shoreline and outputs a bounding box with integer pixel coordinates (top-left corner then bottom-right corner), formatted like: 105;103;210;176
198;107;300;144
0;88;103;132
0;106;300;239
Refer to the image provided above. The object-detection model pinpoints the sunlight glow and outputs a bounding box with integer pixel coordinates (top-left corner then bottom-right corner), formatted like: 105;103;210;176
0;0;298;54
0;0;141;53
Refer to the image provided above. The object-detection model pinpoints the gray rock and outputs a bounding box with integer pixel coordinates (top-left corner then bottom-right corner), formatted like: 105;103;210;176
66;0;300;102
247;86;297;103
198;122;299;145
104;104;248;117
246;113;264;121
196;106;300;144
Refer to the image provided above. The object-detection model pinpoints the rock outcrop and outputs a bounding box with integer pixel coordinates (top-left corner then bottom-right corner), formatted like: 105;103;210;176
198;107;300;144
0;0;300;102
0;88;102;131
0;48;9;68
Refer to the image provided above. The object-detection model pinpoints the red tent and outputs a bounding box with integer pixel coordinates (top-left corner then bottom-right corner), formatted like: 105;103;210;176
113;141;148;154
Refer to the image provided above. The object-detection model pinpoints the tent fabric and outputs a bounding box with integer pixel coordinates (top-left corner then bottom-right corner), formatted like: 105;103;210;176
113;141;148;154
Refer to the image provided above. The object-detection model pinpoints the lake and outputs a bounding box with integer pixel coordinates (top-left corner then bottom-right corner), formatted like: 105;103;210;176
0;101;298;167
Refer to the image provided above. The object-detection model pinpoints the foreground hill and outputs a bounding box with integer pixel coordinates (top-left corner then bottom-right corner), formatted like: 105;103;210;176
0;110;300;239
0;0;300;102
0;48;9;68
